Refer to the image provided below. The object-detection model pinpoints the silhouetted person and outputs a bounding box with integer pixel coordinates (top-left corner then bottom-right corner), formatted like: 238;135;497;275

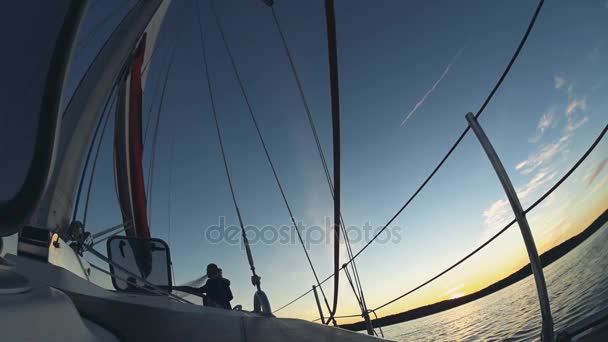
173;263;233;309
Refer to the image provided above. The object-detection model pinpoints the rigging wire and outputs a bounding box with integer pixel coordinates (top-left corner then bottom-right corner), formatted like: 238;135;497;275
81;89;118;229
20;1;134;106
273;0;545;314
74;0;136;55
167;133;177;283
329;120;608;318
146;43;178;227
265;1;370;321
197;0;261;290
72;78;121;223
278;119;606;315
207;0;334;304
141;10;183;147
346;0;545;268
342;267;369;326
71;1;145;223
61;1;146;123
143;39;176;148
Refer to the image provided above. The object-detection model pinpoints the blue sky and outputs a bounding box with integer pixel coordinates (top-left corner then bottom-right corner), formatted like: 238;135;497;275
69;0;608;321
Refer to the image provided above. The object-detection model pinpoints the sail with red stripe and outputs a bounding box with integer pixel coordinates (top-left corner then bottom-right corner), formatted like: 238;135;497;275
114;0;171;239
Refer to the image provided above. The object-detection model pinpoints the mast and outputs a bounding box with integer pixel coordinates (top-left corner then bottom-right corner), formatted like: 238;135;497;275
30;0;167;234
114;0;171;239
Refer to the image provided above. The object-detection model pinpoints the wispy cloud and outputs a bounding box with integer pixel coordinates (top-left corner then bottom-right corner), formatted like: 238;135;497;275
567;83;575;96
531;108;557;142
515;135;570;175
482;168;557;235
565;115;589;134
586;158;608;187
554;76;566;89
565;97;587;116
400;46;465;127
482;90;591;238
517;169;558;200
482;199;511;234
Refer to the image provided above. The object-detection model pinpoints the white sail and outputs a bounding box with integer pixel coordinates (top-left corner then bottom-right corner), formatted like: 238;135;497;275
114;0;171;239
31;0;168;233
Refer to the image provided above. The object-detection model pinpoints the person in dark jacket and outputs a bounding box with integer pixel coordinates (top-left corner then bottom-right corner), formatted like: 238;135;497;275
172;263;233;309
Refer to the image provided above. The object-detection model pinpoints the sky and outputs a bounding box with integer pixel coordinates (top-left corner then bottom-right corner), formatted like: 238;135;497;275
61;0;608;324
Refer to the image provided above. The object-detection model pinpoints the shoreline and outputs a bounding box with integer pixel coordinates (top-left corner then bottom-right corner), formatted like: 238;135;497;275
341;209;608;332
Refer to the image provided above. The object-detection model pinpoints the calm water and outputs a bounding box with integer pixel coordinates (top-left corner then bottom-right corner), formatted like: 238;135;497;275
382;222;608;341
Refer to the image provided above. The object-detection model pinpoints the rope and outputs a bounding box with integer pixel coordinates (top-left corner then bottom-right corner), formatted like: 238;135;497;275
197;0;261;290
266;1;370;320
273;0;545;313
209;0;335;313
323;0;342;326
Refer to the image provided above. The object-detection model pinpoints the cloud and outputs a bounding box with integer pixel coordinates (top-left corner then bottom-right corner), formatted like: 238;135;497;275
538;109;556;133
567;83;575;96
482;168;557;234
531;108;557;142
516;169;558;200
400;46;465;127
483;199;511;233
586;158;608;187
565;97;587;116
515;135;570;175
565;115;589;134
554;76;566;89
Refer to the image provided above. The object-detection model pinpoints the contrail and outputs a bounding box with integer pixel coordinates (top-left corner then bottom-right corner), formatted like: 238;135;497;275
401;46;465;127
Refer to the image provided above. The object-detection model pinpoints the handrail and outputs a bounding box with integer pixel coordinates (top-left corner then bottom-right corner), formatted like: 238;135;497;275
467;113;553;341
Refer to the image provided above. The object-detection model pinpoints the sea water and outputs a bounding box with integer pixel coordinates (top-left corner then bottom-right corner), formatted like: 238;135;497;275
382;222;608;341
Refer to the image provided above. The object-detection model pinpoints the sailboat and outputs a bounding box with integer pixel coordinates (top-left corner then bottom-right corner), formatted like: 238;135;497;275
0;0;382;340
1;0;607;341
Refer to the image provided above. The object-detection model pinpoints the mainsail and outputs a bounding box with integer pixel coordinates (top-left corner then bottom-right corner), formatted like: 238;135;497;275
112;1;171;279
114;0;170;239
30;0;168;233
